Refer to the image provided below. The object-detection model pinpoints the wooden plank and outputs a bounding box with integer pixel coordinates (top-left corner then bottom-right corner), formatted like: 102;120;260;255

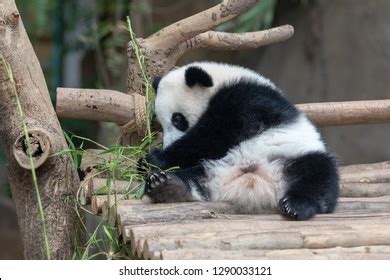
87;178;141;198
158;246;390;260
116;201;238;230
125;209;390;258
118;196;390;230
339;161;390;183
341;182;390;197
90;194;126;215
79;149;108;173
297;100;390;127
143;223;390;259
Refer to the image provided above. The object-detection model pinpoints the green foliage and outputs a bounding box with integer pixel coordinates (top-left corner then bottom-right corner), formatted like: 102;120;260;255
57;126;163;259
17;0;56;37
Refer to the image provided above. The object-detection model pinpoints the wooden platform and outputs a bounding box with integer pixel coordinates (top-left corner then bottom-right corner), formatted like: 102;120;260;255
79;154;390;260
115;198;390;260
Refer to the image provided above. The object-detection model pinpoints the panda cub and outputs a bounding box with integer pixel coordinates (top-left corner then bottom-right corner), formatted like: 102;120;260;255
144;61;339;220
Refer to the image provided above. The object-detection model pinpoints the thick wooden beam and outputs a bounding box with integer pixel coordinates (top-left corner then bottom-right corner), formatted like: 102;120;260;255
56;88;134;125
56;89;390;128
296;100;390;127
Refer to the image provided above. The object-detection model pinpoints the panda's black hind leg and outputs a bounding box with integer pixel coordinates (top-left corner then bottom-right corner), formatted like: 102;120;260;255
279;152;340;220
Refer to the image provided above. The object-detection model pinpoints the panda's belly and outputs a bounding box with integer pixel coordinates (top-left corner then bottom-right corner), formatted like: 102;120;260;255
202;116;326;213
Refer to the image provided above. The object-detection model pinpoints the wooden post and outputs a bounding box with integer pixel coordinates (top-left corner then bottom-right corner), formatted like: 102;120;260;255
0;0;80;259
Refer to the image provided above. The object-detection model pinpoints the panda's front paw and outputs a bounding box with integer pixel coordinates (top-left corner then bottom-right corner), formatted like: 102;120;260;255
145;148;169;170
146;172;168;192
278;195;319;220
145;172;190;203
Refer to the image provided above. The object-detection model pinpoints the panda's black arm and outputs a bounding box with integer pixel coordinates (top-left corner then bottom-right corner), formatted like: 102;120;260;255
147;80;299;169
147;119;238;169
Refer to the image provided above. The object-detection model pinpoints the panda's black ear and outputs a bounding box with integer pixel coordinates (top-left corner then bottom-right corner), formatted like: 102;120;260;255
152;76;162;92
185;66;213;88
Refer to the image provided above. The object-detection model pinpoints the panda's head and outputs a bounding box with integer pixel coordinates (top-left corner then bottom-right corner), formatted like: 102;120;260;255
153;62;275;148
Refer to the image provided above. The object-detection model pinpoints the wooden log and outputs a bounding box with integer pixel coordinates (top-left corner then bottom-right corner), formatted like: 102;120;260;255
102;199;149;226
175;26;294;56
116;201;238;230
336;196;390;210
56;88;135;125
56;89;390;128
134;211;390;258
339;161;390;183
125;210;390;250
158;246;390;260
341;182;390;197
143;222;390;259
90;194;126;215
296;100;390;127
87;177;141;199
118;196;390;230
0;1;80;259
79;149;110;174
340;161;390;173
119;197;390;257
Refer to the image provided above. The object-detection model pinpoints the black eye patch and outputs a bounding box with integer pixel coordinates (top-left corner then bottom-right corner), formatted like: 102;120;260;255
171;112;189;132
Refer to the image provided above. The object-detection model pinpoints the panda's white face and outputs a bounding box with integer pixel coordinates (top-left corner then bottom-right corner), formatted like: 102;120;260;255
154;62;276;148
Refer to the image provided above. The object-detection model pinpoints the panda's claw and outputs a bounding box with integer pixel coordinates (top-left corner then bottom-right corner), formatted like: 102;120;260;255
146;172;168;191
279;195;317;220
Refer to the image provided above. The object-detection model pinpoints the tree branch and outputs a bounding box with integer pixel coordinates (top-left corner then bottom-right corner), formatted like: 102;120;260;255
175;25;294;57
144;0;259;50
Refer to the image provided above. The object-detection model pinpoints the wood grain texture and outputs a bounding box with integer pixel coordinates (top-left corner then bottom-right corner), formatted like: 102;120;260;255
117;196;390;259
158;246;390;260
0;0;80;259
56;88;390;128
297;100;390;127
56;88;135;125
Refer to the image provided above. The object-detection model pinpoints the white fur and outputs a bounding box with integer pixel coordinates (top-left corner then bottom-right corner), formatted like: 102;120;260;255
155;62;275;148
203;114;325;213
155;62;326;213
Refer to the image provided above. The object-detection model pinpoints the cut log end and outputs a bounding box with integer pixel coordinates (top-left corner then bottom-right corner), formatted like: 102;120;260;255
12;129;51;169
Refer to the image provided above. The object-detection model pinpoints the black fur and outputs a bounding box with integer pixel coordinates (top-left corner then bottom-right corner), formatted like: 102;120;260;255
144;77;339;220
152;76;162;92
185;66;214;88
279;152;339;220
145;165;209;203
146;79;298;170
